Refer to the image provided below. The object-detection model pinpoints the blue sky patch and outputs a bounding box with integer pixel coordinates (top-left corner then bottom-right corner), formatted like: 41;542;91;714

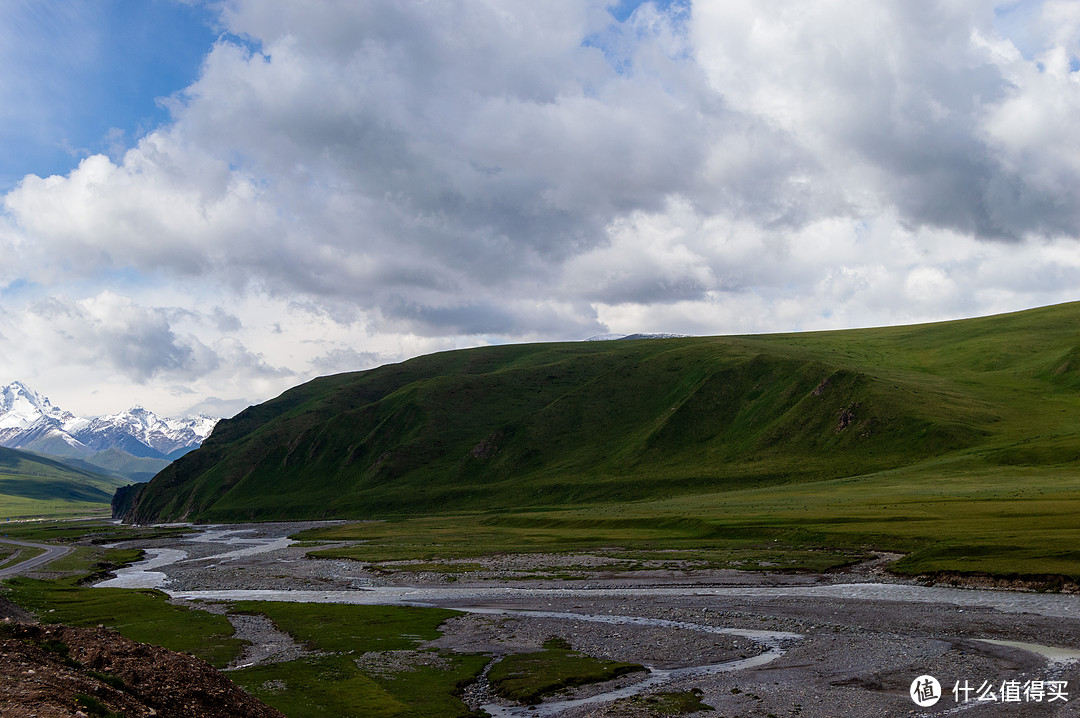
0;0;216;191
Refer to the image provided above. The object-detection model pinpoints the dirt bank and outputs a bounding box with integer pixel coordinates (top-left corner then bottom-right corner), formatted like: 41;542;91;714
0;622;285;718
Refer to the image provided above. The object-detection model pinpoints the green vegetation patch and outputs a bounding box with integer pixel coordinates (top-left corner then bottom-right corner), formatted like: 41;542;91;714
299;457;1080;580
233;654;406;717
233;652;488;718
0;501;112;522
0;519;192;544
3;577;242;667
0;446;133;519
73;693;124;718
0;544;46;570
86;669;127;690
487;647;647;704
625;688;715;715
228;602;487;718
41;546;143;579
298;515;868;573
1;546;244;669
230;602;460;653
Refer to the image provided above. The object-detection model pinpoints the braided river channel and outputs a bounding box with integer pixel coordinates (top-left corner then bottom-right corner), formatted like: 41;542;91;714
96;523;1080;717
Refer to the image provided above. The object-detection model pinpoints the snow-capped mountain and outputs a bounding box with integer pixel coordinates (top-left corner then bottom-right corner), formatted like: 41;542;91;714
0;382;73;428
0;381;217;461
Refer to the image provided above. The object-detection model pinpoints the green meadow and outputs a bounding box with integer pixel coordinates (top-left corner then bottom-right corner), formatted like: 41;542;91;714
0;447;128;520
301;459;1080;579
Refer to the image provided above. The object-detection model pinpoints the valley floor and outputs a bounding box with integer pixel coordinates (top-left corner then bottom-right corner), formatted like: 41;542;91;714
84;522;1080;717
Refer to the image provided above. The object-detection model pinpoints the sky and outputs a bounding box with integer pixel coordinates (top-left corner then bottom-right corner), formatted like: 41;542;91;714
1;0;1080;418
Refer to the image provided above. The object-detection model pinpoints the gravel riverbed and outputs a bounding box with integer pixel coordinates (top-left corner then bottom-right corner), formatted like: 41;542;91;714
99;523;1080;717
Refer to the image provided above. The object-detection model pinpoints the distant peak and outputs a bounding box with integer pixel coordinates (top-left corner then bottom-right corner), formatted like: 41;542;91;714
1;381;52;409
4;380;38;395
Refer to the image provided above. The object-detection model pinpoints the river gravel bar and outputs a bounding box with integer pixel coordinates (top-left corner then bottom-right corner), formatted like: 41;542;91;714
89;522;1080;717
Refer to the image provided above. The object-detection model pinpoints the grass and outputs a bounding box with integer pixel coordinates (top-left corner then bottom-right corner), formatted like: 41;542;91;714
0;501;113;522
38;546;137;575
73;693;124;718
296;456;1080;580
2;533;492;717
229;602;461;652
0;519;192;544
124;305;1026;522
0;544;46;570
227;603;488;718
0;447;131;519
232;653;489;718
299;515;869;572
1;545;244;668
624;689;715;715
487;646;646;704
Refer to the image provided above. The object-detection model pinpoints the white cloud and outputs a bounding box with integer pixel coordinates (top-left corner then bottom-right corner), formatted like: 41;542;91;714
2;0;1079;415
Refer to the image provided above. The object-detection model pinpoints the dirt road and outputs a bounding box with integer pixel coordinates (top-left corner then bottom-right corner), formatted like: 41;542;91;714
0;538;71;578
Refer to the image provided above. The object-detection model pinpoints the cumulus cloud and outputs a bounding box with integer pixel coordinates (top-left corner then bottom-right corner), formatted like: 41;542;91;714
27;292;219;381
2;0;1080;413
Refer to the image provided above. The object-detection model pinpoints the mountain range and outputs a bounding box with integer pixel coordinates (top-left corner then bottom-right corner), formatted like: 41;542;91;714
0;382;217;482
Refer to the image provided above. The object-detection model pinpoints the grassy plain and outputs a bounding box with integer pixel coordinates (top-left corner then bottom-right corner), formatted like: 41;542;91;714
0;519;191;544
4;578;244;668
301;455;1080;579
0;498;112;522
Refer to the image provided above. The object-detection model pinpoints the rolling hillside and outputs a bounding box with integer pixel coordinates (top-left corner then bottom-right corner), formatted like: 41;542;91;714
0;447;130;519
123;301;1080;524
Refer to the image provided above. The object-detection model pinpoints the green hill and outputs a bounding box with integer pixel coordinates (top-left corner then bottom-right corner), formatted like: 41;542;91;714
124;301;1080;526
67;449;171;483
0;447;130;519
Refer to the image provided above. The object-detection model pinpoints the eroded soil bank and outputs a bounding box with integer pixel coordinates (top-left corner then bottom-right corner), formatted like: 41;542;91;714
92;523;1080;717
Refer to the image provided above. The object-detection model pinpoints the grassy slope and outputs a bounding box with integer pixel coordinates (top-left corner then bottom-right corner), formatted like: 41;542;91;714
133;301;1079;523
60;449;171;484
130;301;1080;576
0;447;131;519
